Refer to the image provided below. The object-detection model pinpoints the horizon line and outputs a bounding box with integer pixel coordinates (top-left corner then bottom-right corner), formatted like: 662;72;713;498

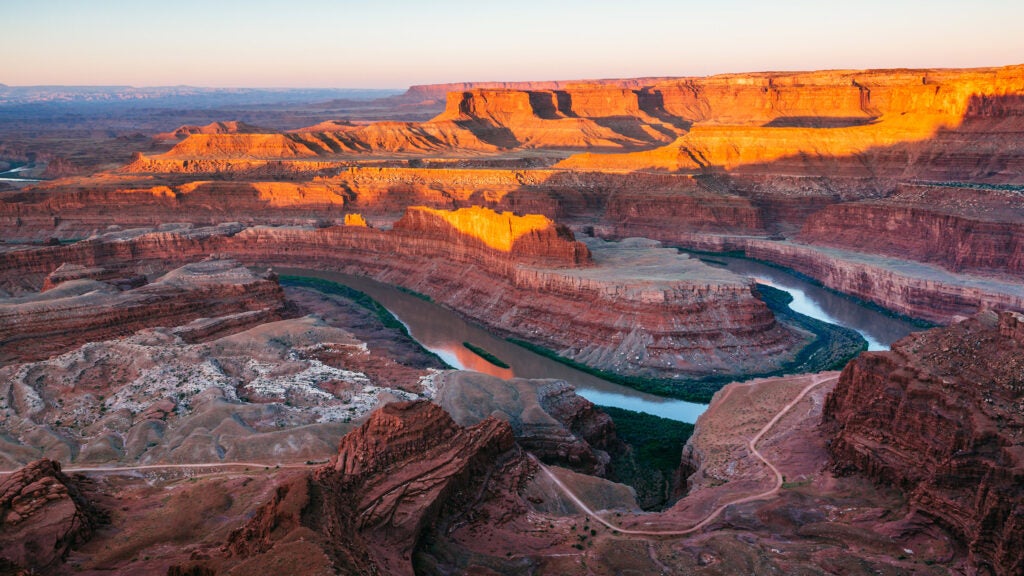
2;62;1022;92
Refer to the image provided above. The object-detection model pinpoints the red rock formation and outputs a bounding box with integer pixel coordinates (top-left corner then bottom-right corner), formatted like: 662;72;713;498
153;121;265;142
798;184;1024;275
559;65;1024;179
391;77;676;104
392;205;591;265
0;179;351;240
225;400;529;576
41;263;146;292
638;233;1024;324
0;212;800;386
823;311;1024;575
157;121;499;159
0;459;103;572
0;258;286;363
604;176;766;237
163;133;322;159
39;156;81;179
432;87;683;149
434;372;624;476
121;153;340;177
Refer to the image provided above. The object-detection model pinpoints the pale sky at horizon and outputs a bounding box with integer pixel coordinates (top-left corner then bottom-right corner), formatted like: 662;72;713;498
3;0;1023;89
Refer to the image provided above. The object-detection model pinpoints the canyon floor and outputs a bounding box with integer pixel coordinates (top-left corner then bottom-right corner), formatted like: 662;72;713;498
1;65;1022;575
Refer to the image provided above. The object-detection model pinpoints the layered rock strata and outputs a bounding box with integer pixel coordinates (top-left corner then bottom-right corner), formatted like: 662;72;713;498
798;184;1024;275
823;311;1024;575
660;234;1024;324
0;459;103;572
41;263;146;292
559;66;1024;183
434;371;623;476
0;258;286;363
224;400;530;576
0;210;799;387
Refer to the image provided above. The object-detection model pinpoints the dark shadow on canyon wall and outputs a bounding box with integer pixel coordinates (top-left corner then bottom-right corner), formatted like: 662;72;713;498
762;116;877;128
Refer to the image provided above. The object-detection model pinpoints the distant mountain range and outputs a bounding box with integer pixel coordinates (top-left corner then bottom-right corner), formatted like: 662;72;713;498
0;85;400;108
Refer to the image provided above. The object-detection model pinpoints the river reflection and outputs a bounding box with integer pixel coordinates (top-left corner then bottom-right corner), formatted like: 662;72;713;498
276;268;708;423
690;253;921;350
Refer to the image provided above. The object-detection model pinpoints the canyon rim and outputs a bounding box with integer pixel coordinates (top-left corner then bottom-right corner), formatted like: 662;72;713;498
2;3;1024;574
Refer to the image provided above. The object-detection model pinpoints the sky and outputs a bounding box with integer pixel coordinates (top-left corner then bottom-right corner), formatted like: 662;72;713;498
3;0;1023;89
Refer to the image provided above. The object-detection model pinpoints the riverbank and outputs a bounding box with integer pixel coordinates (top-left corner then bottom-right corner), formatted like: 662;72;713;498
275;269;709;422
508;285;866;403
667;234;1024;324
684;247;932;344
278;270;866;407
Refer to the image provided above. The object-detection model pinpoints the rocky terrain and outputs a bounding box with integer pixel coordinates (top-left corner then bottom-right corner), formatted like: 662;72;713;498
824;310;1024;575
222;400;529;576
0;208;819;397
0;360;988;575
0;262;451;469
0;259;286;363
2;63;1023;575
0;459;105;572
434;372;623;476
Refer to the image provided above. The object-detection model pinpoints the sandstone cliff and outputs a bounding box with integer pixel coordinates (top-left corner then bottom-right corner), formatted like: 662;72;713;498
0;213;801;393
619;232;1024;325
156;120;500;159
153;121;265;143
559;65;1024;179
431;87;684;149
0;459;104;573
823;311;1024;575
225;400;530;576
0;258;286;363
798;183;1024;275
392;205;591;265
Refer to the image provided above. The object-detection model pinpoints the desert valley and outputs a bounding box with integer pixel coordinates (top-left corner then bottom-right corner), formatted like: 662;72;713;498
1;61;1023;575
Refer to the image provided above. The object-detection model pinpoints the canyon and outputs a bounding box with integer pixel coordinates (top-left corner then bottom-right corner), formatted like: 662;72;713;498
0;208;821;399
1;64;1022;575
9;311;1015;574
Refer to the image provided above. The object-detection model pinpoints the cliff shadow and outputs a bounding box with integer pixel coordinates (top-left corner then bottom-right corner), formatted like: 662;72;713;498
762;116;878;128
555;91;577;117
454;119;521;150
527;91;564;120
637;89;693;132
592;116;679;145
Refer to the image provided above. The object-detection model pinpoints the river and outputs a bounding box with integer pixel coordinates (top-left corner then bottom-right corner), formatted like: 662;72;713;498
687;253;920;350
0;166;42;183
278;268;710;423
279;257;920;423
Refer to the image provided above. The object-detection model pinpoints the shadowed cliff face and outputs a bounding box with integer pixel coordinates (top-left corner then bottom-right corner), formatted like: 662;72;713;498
823;311;1024;576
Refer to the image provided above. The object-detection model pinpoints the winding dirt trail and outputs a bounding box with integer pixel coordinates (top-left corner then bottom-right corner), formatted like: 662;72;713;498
535;373;838;537
0;461;317;477
1;373;835;539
